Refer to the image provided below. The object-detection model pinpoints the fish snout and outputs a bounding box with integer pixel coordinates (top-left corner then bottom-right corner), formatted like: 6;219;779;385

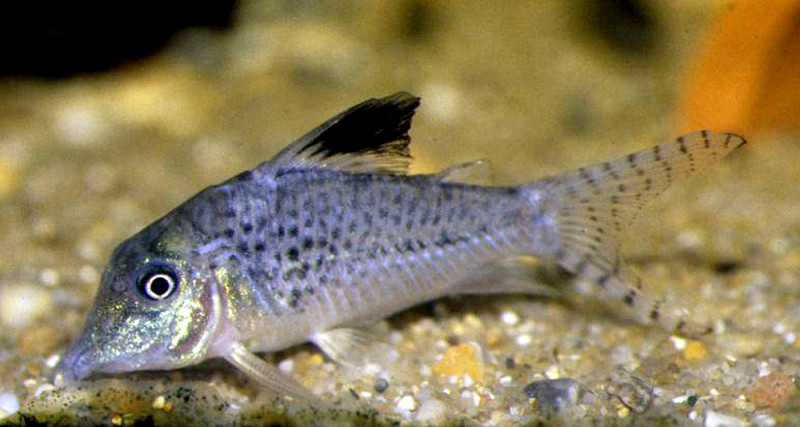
55;341;94;383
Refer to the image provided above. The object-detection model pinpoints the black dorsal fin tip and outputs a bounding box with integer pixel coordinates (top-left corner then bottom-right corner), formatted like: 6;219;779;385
300;92;420;158
264;92;421;175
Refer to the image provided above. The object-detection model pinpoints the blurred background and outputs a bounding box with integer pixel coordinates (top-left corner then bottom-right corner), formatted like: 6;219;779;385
2;0;800;424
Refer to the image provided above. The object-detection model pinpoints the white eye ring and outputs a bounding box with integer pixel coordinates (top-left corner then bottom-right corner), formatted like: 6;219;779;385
144;273;176;300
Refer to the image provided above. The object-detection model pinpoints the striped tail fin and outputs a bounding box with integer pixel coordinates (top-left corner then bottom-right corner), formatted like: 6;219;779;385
540;131;746;336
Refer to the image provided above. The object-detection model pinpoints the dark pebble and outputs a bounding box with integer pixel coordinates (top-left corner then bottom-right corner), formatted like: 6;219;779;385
523;378;580;412
374;377;389;393
687;394;698;407
505;357;516;369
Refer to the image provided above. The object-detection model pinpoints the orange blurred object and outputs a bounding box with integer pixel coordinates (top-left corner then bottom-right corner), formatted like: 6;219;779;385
675;0;800;137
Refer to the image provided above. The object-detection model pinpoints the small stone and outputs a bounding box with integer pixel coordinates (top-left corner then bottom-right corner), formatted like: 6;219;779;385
308;354;324;366
0;393;19;418
500;310;519;326
33;383;54;398
516;334;532;347
609;375;653;413
152;395;165;410
397;395;417;411
544;365;561;379
278;358;294;373
505;357;516;369
415;398;447;423
670;336;687;350
0;283;53;329
523;378;580;412
745;372;796;409
683;341;708;361
704;410;747;427
374;377;389;393
110;414;123;426
433;342;484;381
44;354;61;369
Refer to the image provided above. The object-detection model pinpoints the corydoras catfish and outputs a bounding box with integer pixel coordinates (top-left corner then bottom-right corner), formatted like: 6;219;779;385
57;92;746;400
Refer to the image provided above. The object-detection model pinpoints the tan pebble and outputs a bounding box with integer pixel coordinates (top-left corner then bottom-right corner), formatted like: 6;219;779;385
617;406;630;417
745;372;796;409
683;341;708;361
110;414;123;426
163;401;173;413
308;354;324;366
433;343;484;381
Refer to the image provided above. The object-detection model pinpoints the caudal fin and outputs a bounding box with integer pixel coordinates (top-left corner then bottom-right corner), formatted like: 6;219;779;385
540;131;746;336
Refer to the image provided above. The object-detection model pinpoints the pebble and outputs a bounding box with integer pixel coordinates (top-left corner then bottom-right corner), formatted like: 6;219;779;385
0;283;53;329
433;342;484;381
500;310;519;326
374;377;389;393
415;398;447;423
516;334;532;347
152;395;166;410
277;358;294;374
523;378;580;413
745;372;796;409
397;395;417;411
704;410;748;427
0;393;19;418
684;341;709;361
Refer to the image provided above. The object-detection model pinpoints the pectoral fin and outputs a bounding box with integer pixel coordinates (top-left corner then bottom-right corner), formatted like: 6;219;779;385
224;341;322;404
311;327;390;367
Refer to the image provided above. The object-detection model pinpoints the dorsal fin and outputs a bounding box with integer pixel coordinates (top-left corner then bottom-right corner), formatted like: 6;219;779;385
261;92;420;175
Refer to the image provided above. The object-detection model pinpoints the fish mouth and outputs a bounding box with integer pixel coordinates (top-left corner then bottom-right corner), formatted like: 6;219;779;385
56;341;94;383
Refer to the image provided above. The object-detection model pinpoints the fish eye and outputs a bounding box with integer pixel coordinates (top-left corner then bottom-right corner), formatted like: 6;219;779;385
137;265;179;301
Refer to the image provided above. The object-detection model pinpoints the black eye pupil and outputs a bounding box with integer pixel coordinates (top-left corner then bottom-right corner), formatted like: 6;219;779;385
150;276;171;296
138;266;178;301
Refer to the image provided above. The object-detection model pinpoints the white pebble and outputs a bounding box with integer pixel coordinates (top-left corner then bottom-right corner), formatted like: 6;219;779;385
499;376;513;386
500;310;519;326
705;410;748;427
0;283;53;329
44;354;61;369
752;414;776;427
670;336;687;350
516;334;532;347
415;398;447;423
33;383;54;398
78;265;100;284
463;375;474;387
277;359;294;374
152;395;166;409
397;395;417;412
545;365;561;379
39;269;60;287
0;393;19;418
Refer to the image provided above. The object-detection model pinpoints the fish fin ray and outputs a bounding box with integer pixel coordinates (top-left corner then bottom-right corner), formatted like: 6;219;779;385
224;341;323;404
261;92;419;175
539;131;746;336
311;327;390;367
437;160;494;185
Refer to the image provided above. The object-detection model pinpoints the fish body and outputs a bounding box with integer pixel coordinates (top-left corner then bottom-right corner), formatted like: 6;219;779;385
57;93;746;399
